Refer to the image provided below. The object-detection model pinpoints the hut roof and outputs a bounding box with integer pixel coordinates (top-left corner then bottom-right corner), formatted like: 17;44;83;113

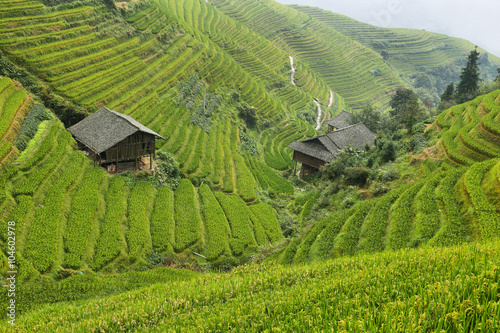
67;107;165;154
288;123;376;163
288;139;335;162
324;110;354;129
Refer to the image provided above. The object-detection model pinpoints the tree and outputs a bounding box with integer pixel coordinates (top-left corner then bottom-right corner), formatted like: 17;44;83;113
456;47;481;103
352;104;381;132
389;88;422;133
237;103;257;128
440;82;455;102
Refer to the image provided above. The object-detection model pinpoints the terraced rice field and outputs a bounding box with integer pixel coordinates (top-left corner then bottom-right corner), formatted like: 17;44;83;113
292;6;500;94
212;0;406;110
0;0;337;195
1;112;283;278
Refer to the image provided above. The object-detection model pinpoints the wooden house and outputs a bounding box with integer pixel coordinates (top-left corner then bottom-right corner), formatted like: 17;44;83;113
68;107;165;172
288;122;376;176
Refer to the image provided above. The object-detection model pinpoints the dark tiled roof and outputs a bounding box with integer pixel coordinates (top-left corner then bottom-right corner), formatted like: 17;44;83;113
325;123;376;151
67;107;165;154
289;139;335;163
324;110;354;129
288;123;376;162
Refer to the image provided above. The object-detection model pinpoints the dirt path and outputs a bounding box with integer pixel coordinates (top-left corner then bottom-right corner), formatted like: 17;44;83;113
314;99;322;131
289;56;295;85
328;90;334;108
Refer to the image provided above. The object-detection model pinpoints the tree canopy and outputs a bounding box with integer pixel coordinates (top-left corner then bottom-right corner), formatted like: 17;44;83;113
389;88;422;133
440;82;455;102
456;47;481;103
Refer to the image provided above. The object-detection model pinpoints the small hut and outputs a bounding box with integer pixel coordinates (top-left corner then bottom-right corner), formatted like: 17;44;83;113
324;110;354;132
68;107;165;173
288;123;376;176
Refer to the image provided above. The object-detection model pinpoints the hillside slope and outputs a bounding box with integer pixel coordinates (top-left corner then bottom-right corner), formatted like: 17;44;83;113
212;0;407;110
0;100;283;280
283;90;500;264
290;5;500;105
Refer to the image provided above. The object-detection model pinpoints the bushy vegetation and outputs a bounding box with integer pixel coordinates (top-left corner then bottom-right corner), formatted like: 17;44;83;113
14;103;51;151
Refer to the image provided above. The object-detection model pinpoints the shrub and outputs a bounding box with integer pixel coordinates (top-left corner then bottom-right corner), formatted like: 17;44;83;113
15;103;52;151
344;166;369;187
412;122;426;134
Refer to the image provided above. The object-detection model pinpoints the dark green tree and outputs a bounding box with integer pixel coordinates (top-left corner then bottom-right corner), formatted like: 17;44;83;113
389;88;422;133
352;104;381;132
440;82;455;102
456;47;481;102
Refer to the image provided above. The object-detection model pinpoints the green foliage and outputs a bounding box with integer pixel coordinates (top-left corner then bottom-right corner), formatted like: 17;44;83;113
248;210;269;246
126;181;153;263
351;103;381;132
440;81;455;102
239;131;257;155
0;89;25;139
249;203;283;243
237;102;257;128
246;156;294;195
456;47;481;103
176;73;219;133
234;154;256;202
149;186;174;253
92;176;127;271
411;172;444;245
296;101;317;126
464;159;500;240
14;103;52;151
8;241;500;331
215;192;256;256
333;201;372;257
300;191;320;222
389;88;423;133
323;148;366;180
173;179;201;252
0;267;195;320
63;167;104;269
314;208;355;260
410;133;428;153
411;122;426;134
358;186;407;253
292;217;329;263
279;237;302;265
198;184;231;260
24;151;84;273
13;128;72;196
154;151;180;190
429;167;469;246
386;179;425;250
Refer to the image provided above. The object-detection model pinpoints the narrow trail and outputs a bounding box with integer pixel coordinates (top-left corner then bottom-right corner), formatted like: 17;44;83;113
328;90;334;108
314;99;322;131
289;56;295;85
